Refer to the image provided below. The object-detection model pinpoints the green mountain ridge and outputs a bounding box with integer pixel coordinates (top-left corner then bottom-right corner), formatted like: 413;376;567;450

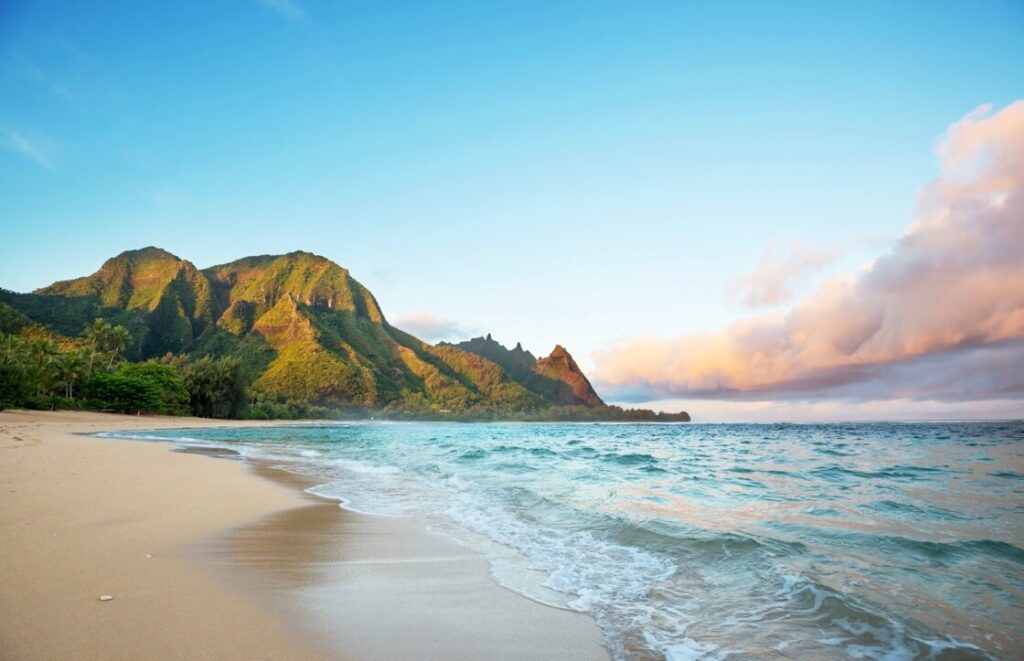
1;247;689;421
443;334;604;407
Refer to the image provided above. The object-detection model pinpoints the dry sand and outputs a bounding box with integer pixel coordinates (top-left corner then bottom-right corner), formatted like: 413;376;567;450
0;410;319;660
0;410;608;660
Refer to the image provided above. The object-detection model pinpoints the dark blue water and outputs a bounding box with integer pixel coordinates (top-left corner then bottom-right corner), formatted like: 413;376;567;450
105;421;1024;659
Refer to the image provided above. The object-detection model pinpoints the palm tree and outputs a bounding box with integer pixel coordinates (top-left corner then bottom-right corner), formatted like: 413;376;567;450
83;318;111;377
81;319;132;373
26;338;58;396
0;334;26;366
105;326;132;369
54;350;87;399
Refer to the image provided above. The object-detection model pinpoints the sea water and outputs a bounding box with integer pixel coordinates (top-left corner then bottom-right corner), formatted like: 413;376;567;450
101;421;1024;659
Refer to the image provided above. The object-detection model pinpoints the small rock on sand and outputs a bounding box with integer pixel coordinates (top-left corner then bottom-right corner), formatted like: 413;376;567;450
99;595;113;601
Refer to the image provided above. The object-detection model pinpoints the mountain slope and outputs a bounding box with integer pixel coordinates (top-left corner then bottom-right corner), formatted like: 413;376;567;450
196;251;539;411
445;334;605;407
2;247;216;359
2;247;688;420
535;345;604;407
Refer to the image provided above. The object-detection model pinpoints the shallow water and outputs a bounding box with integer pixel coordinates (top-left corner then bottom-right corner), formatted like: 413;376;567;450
103;421;1024;660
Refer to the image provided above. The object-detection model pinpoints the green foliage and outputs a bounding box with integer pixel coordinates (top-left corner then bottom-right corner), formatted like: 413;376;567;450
248;392;331;420
0;361;30;410
51;349;88;399
117;361;190;414
171;355;249;418
188;329;276;383
84;371;162;413
0;300;34;335
83;318;132;374
0;289;146;359
0;319;137;412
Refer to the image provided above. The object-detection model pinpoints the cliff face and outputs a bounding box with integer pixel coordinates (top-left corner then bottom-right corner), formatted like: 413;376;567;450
446;335;605;407
535;345;604;407
203;251;385;333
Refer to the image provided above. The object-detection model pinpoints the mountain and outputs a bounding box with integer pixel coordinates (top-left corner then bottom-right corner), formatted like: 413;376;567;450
38;247;217;357
1;247;214;359
0;247;689;421
444;334;604;407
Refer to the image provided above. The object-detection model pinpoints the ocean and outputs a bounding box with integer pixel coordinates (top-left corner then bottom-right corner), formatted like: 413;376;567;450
101;421;1024;660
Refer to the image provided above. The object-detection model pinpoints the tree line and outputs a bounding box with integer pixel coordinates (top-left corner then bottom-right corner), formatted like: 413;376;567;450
0;319;249;418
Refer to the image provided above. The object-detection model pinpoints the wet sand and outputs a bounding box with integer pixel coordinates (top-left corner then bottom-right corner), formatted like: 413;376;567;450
198;463;609;660
0;410;608;660
0;410;319;660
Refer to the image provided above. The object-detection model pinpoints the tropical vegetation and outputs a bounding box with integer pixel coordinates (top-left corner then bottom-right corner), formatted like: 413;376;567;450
0;247;690;421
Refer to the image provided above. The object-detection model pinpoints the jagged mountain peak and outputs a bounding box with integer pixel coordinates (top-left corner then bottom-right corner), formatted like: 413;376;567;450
535;344;603;407
447;336;604;408
546;344;570;358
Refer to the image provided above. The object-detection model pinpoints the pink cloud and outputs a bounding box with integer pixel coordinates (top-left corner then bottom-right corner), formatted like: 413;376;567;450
594;101;1024;403
727;243;838;308
394;310;479;343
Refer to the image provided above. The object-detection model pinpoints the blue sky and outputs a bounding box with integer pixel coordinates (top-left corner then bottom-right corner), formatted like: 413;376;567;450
2;1;1022;420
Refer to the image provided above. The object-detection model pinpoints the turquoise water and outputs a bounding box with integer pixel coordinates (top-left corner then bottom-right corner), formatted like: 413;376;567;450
104;422;1024;659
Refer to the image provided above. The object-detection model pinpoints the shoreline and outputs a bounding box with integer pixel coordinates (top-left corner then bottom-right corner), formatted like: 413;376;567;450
0;410;608;660
195;460;609;660
0;410;322;660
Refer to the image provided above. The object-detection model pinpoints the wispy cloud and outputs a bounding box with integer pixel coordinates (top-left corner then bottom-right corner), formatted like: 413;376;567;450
1;126;56;168
395;311;480;343
727;243;838;308
260;0;305;20
594;100;1024;404
7;54;73;99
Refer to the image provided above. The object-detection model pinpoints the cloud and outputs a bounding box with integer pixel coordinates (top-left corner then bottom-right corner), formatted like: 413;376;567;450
7;55;73;99
727;243;838;307
394;311;480;343
594;100;1024;404
1;126;56;168
260;0;305;20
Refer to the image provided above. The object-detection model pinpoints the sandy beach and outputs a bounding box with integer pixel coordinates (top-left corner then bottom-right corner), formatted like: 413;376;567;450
0;410;608;660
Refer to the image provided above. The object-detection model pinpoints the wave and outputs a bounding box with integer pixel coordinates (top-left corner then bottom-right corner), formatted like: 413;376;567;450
770;575;993;660
811;464;946;482
601;452;659;466
93;420;1022;659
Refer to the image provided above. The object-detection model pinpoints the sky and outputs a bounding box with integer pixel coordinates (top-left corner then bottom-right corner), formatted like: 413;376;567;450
1;1;1022;421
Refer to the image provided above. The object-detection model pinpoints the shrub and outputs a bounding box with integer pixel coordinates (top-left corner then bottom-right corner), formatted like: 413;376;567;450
118;361;189;414
84;371;162;413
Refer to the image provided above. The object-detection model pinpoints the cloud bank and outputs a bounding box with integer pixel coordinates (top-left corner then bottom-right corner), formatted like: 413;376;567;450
594;101;1024;403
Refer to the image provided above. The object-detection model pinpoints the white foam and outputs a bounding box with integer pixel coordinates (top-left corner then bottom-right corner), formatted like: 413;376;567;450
329;458;401;475
439;483;700;659
643;631;725;661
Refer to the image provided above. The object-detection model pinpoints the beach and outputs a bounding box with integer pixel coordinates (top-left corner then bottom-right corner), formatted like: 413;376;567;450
0;411;608;660
103;419;1022;659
